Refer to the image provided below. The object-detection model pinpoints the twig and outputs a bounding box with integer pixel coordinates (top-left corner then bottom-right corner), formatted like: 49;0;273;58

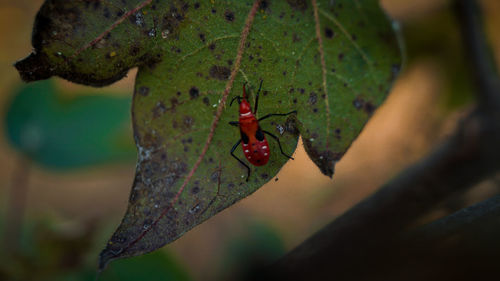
409;195;500;241
3;156;31;253
381;195;500;281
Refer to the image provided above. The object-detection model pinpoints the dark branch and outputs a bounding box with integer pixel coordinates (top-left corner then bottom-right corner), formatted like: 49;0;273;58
408;194;500;241
455;0;500;110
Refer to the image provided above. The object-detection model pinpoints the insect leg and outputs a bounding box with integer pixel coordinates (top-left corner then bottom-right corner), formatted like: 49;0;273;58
258;110;297;122
229;121;239;127
230;139;251;181
230;96;242;106
253;80;264;114
262;130;294;160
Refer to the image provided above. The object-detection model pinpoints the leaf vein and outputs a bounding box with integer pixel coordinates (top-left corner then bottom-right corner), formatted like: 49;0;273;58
319;8;377;83
70;0;153;59
291;36;316;86
312;0;331;149
177;34;240;64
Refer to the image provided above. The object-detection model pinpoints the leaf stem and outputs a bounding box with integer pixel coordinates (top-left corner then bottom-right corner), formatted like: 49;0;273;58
311;0;331;148
3;156;31;253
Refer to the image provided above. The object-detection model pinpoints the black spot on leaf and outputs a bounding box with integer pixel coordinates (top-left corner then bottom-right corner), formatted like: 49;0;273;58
335;128;341;139
391;64;401;81
152;102;166;118
189;87;199;98
292;33;301;42
364;102;376;114
129;45;140;57
138;86;149;96
309;92;317;105
209;65;230;80
103;7;110;19
353;97;364;109
191;186;200;194
287;0;307;11
325;27;334;38
211;170;220;182
353;96;376;114
224;10;235;22
184;116;194;128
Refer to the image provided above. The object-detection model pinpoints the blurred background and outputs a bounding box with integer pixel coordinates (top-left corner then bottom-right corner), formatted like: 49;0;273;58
1;0;500;280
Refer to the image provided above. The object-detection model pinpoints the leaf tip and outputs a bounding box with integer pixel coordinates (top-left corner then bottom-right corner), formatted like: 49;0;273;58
302;138;343;178
14;52;53;83
98;246;118;272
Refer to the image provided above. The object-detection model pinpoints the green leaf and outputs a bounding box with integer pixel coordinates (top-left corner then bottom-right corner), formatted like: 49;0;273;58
218;222;285;279
15;0;402;268
97;251;191;281
5;80;135;169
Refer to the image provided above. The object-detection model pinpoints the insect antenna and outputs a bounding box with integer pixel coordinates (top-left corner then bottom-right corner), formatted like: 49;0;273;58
242;82;248;99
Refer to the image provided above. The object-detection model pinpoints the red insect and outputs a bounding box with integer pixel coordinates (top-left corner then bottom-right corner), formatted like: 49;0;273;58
229;80;297;181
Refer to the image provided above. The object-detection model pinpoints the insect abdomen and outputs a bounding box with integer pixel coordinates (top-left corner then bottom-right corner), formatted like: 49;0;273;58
242;138;270;166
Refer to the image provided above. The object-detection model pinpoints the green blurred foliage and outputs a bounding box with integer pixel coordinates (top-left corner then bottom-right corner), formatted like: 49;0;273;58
0;218;93;281
96;251;192;281
403;5;475;110
4;79;135;169
0;218;192;281
217;221;285;280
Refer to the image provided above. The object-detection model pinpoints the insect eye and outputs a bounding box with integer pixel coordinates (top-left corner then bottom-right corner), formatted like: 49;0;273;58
240;130;250;144
255;128;265;141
